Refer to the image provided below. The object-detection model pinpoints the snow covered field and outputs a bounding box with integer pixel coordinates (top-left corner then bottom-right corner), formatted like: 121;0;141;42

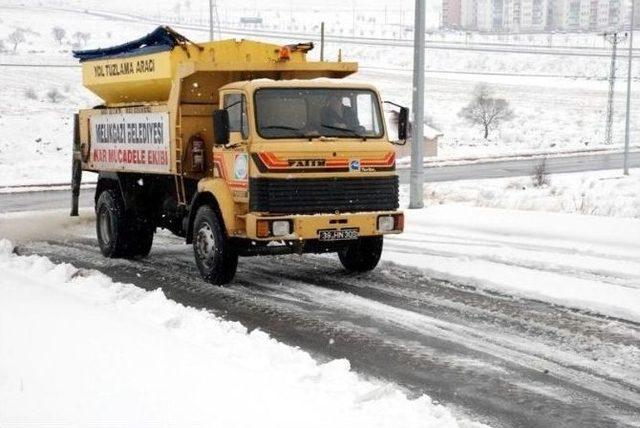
420;170;640;218
1;4;639;185
0;239;485;428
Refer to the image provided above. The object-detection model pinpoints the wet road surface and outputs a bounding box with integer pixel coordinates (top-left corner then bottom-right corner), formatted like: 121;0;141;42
17;236;640;428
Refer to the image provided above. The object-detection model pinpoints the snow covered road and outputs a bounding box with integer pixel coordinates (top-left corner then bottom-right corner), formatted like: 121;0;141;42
1;241;481;428
3;206;640;427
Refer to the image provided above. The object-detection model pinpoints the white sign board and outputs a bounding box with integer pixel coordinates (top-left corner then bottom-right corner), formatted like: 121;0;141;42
90;112;171;173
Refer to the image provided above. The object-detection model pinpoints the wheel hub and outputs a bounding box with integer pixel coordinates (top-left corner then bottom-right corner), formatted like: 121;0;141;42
99;209;112;246
195;223;216;268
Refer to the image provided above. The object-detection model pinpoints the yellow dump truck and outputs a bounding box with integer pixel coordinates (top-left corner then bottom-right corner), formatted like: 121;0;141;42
72;27;407;284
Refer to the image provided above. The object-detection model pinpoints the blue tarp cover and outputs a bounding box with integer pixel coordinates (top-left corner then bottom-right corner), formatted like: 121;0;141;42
73;26;182;62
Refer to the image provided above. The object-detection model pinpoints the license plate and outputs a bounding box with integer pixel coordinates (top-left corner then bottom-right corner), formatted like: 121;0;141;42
318;228;359;241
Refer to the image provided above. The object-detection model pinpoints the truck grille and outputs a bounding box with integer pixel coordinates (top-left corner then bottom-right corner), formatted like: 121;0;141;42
249;176;399;214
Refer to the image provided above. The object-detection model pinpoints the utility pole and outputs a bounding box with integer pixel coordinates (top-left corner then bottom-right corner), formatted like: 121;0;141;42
410;0;426;209
352;1;356;38
624;0;636;175
208;0;221;40
209;0;214;41
320;22;325;61
603;32;624;145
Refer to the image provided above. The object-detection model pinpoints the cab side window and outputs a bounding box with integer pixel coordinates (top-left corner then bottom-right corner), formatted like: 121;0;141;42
224;93;249;139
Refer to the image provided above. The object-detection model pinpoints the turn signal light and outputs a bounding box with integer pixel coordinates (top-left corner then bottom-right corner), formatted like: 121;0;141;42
257;220;270;238
395;213;404;231
278;45;291;61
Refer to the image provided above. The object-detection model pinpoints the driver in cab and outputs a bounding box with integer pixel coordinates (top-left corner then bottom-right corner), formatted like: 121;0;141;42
321;96;358;134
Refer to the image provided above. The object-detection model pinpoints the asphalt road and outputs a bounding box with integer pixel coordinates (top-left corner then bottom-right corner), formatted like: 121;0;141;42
2;151;637;214
15;237;640;428
397;151;640;182
0;188;93;214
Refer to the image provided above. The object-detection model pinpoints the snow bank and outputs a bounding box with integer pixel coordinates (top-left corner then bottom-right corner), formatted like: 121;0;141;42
0;240;485;428
421;170;640;219
385;205;640;323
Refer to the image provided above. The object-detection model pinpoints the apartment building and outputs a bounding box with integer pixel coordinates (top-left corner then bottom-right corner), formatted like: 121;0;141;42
476;0;496;29
442;0;632;31
461;0;478;27
442;0;463;28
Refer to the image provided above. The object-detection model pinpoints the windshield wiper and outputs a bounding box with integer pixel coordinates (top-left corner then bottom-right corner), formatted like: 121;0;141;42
260;125;318;138
261;125;307;137
320;123;367;139
262;125;301;131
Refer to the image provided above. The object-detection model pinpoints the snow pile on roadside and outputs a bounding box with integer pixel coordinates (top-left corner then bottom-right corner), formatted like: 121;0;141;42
422;170;640;218
385;205;640;323
0;240;486;428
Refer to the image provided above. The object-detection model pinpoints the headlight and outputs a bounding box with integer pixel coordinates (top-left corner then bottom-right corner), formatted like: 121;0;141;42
377;215;395;232
272;220;291;236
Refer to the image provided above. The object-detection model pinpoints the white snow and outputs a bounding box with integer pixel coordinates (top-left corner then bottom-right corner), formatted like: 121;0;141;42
0;239;486;428
1;4;639;186
385;204;640;322
420;170;640;219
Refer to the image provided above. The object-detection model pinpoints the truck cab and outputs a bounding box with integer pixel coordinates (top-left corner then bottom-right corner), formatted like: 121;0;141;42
72;27;407;284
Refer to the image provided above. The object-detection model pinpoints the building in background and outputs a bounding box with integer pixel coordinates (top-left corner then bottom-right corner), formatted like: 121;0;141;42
461;0;479;28
443;0;463;28
493;0;505;29
477;0;496;29
441;0;633;31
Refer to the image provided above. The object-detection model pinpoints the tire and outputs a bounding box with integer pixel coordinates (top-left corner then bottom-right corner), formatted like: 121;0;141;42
338;236;383;272
96;189;154;259
192;205;238;285
130;225;154;258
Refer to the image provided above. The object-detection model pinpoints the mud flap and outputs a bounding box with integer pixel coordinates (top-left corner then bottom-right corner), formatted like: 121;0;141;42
70;113;82;217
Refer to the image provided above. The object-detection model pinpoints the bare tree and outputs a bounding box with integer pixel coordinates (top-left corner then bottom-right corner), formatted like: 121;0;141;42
52;26;66;44
532;158;551;187
46;88;64;103
8;29;25;52
459;84;514;139
80;32;91;45
72;31;90;46
24;87;38;100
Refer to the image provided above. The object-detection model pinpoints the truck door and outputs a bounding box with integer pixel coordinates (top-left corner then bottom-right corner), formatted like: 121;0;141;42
214;91;249;202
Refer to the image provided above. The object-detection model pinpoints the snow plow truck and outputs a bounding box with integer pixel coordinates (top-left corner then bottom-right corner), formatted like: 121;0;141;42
71;27;407;284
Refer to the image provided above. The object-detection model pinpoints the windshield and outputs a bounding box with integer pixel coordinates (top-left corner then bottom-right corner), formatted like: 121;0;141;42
255;88;384;139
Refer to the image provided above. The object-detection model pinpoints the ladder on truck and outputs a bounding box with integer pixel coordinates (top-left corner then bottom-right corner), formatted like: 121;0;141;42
174;106;187;207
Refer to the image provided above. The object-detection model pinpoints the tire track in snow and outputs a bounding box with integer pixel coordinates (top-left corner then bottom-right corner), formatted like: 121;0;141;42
383;240;640;290
16;238;640;428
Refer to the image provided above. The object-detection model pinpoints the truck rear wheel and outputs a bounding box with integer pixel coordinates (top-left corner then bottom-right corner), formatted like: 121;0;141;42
193;205;238;285
338;236;383;272
96;189;154;259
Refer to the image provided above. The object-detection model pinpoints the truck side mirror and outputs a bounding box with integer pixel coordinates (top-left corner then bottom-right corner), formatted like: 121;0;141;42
398;107;409;142
213;109;230;145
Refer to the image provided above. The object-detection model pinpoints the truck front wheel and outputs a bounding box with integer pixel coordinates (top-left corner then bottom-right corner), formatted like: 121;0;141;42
192;205;238;285
96;189;154;259
338;236;383;272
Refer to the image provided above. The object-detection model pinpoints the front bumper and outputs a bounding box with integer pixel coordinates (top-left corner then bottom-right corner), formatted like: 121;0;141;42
245;211;404;241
